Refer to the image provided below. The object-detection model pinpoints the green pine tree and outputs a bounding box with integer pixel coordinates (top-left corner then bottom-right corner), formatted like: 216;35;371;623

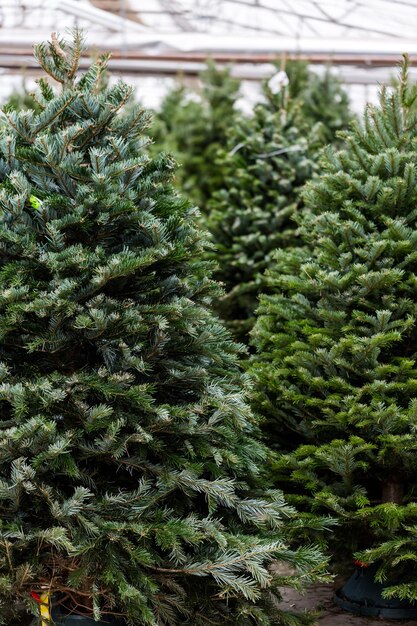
302;68;352;144
151;84;188;156
2;84;41;114
152;61;241;211
207;82;322;342
250;56;417;596
207;62;353;343
0;32;329;625
284;60;352;144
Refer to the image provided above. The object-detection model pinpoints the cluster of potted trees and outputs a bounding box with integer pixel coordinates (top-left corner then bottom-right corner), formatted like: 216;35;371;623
2;29;417;626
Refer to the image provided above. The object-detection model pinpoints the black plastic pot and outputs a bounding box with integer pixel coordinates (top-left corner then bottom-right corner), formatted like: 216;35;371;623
50;609;123;626
334;563;417;619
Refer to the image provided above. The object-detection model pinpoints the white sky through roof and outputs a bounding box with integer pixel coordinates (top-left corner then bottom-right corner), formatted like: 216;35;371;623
127;0;417;39
2;0;417;39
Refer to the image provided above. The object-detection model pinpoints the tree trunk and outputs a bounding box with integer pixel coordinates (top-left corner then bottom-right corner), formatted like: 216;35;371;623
382;478;404;504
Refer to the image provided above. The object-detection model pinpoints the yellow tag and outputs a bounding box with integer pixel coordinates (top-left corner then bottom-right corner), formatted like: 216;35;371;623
30;195;42;210
39;591;51;625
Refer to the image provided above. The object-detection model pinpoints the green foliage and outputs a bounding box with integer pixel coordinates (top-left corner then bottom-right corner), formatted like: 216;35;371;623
250;56;417;594
2;85;41;114
207;86;322;342
152;61;241;210
207;61;352;342
152;60;351;344
0;31;328;625
284;60;352;143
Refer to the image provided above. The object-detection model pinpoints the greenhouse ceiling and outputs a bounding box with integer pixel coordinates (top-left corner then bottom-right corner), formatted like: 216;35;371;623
2;0;417;54
1;0;417;86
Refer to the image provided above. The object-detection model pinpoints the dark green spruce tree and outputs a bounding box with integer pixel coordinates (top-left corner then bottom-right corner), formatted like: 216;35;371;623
0;32;329;625
284;60;352;144
250;57;417;598
152;61;241;211
207;62;352;343
2;82;41;114
207;82;323;342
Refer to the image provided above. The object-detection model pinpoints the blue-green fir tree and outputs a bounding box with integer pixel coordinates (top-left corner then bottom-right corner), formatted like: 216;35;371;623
0;32;329;625
250;57;417;598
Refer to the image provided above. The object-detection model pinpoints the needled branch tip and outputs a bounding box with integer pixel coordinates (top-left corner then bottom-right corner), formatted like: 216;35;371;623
51;32;68;63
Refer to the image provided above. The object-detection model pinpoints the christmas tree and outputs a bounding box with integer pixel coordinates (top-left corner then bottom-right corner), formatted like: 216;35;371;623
250;57;417;596
284;60;352;144
3;87;41;113
152;61;241;211
0;32;328;625
207;81;322;342
150;84;188;160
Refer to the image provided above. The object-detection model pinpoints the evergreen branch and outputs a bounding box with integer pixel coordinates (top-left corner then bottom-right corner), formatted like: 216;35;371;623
51;32;68;63
68;29;84;80
255;145;303;159
35;94;76;134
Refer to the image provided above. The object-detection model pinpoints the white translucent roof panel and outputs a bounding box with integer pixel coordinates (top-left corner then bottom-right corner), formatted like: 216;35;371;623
133;0;417;39
2;1;417;50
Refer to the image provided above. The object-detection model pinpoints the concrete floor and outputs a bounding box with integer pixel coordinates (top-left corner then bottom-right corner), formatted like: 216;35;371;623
280;582;417;625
